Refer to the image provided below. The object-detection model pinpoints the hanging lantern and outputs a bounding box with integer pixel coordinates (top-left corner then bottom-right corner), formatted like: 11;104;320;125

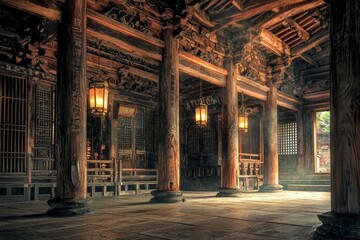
195;100;208;127
195;79;208;127
89;81;109;115
238;107;248;133
238;92;249;133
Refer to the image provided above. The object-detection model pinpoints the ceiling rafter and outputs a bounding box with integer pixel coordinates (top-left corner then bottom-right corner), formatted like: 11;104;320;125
259;0;325;29
298;53;319;67
0;0;61;21
292;31;328;56
284;17;310;42
209;0;306;33
231;0;244;11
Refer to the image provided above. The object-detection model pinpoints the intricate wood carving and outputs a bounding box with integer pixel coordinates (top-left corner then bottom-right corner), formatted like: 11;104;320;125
177;14;225;67
87;39;159;75
104;5;157;37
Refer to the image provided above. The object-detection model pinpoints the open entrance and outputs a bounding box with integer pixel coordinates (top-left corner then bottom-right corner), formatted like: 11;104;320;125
315;110;330;173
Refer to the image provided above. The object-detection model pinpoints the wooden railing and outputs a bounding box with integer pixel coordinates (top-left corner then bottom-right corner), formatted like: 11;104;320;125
87;158;158;197
184;166;218;178
239;153;263;191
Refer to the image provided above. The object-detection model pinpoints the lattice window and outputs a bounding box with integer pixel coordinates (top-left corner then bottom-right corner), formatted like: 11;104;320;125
278;122;297;155
202;129;215;154
145;109;155;152
188;125;200;154
0;74;28;174
118;117;132;150
33;84;55;172
135;108;144;150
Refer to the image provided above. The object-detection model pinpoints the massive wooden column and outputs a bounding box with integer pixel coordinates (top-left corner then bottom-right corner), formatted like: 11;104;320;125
47;0;90;215
314;1;360;239
259;80;283;192
217;50;241;197
150;26;184;203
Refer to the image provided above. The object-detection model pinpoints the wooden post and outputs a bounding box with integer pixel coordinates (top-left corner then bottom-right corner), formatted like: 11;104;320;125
296;108;305;177
217;47;241;197
314;1;360;238
259;80;283;192
303;110;315;175
47;0;90;216
150;25;184;203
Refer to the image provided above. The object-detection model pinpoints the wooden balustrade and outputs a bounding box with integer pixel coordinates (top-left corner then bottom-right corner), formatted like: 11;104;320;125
87;158;158;197
184;166;218;178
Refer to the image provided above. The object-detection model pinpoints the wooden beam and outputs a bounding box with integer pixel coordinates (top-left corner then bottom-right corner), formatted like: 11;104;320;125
87;27;162;61
87;9;164;48
179;51;228;76
298;53;319;67
237;75;300;110
210;0;301;33
260;0;325;29
87;53;159;82
292;31;328;55
285;17;310;41
303;90;329;100
259;29;291;56
231;0;244;11
0;0;61;20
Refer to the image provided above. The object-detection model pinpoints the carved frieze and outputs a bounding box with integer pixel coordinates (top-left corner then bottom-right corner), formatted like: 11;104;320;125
0;61;56;83
176;12;225;67
104;4;161;38
87;39;159;75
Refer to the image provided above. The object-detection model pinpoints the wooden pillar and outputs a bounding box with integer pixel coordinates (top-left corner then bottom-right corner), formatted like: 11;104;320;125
304;110;315;175
296;108;305;177
217;49;241;197
259;80;283;192
47;0;90;215
314;1;360;238
150;25;184;203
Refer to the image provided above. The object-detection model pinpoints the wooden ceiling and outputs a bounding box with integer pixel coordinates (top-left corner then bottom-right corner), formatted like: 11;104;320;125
0;0;330;110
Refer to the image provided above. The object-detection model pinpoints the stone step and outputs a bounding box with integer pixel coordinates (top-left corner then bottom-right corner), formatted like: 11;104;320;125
280;179;331;186
287;184;330;192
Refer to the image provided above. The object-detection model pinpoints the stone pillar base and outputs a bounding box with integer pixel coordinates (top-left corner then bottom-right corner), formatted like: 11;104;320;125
313;212;360;240
259;184;283;192
150;190;185;203
216;188;242;197
47;198;92;216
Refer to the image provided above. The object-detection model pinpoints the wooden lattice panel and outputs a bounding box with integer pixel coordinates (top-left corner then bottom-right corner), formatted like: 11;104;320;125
135;108;144;151
33;84;55;174
278;122;297;155
0;74;28;174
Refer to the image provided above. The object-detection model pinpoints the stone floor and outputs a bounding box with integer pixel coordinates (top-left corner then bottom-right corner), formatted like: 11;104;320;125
0;191;330;240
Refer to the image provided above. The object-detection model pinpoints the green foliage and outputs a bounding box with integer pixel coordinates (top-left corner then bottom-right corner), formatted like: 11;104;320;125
316;111;330;133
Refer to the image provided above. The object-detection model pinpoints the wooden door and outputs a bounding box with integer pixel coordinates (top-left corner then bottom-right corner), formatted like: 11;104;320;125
117;107;146;168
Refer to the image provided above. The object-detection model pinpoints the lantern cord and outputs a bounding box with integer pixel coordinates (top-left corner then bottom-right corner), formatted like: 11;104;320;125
199;78;202;102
